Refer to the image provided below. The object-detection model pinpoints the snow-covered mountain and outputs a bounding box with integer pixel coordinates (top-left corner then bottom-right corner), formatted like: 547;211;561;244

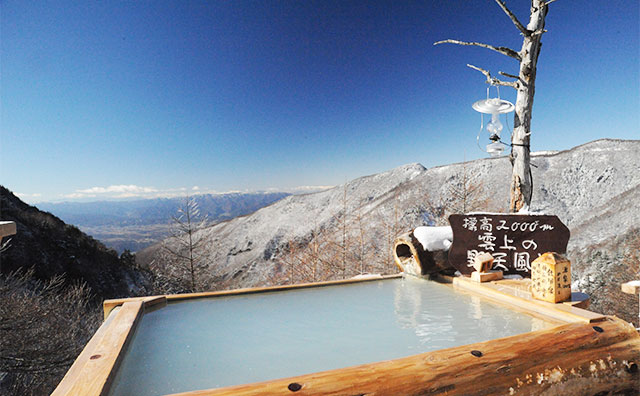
140;139;640;321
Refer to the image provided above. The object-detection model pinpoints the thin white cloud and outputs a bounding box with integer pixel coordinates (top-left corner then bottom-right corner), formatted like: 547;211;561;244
288;185;334;192
266;185;334;194
54;184;335;202
62;185;176;200
76;185;158;194
63;193;98;199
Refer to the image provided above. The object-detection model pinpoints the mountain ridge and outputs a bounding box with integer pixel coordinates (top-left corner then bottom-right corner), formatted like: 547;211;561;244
140;139;640;322
37;192;292;253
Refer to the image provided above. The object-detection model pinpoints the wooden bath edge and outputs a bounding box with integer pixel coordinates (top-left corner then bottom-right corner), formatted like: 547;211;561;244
103;274;402;319
166;316;639;396
52;301;145;396
55;274;638;396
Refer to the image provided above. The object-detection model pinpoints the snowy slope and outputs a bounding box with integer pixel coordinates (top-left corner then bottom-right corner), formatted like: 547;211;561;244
141;139;640;305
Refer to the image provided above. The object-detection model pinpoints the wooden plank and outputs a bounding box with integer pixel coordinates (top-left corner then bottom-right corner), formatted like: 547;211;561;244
167;316;640;396
103;299;132;320
104;295;166;320
470;270;503;282
622;280;640;295
481;281;594;317
102;275;402;318
167;274;402;302
563;291;590;309
102;276;402;324
51;306;123;396
451;276;603;323
53;301;144;396
0;221;16;238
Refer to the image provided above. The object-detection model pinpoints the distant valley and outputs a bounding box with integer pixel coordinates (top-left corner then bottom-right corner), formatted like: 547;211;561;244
38;192;291;253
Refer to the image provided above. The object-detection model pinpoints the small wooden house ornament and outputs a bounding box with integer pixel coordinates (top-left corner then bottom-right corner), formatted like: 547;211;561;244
470;252;503;282
473;252;494;273
531;252;571;303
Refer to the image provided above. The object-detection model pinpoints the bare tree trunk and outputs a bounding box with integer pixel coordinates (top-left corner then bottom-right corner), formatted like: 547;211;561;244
186;204;196;291
510;0;547;212
435;0;554;212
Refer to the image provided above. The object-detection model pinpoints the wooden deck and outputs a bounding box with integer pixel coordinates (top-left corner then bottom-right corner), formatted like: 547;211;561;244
442;275;602;324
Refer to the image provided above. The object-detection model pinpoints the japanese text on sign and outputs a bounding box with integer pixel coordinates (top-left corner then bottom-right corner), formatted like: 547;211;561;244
448;214;570;276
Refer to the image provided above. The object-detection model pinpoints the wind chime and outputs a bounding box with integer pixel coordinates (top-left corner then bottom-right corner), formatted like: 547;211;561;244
472;85;515;157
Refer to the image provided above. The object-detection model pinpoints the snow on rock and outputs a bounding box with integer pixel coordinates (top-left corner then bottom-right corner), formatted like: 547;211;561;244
413;226;453;252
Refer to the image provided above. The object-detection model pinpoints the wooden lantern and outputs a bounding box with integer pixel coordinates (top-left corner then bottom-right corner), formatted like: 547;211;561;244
531;252;571;303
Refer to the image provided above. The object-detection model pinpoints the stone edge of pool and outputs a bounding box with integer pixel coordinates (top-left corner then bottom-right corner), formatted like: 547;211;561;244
52;275;640;396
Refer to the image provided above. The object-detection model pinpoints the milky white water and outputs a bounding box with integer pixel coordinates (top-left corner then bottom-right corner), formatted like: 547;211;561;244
109;277;553;395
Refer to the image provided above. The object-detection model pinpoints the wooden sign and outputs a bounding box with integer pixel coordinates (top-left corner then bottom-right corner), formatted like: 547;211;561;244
448;214;570;276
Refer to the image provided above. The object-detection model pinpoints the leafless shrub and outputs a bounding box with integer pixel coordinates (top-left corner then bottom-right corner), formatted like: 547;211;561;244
598;230;640;325
269;168;497;287
273;190;402;286
572;229;640;326
0;269;100;395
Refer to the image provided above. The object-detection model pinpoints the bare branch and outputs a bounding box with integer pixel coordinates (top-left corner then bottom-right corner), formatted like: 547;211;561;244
467;64;491;81
467;64;518;89
531;29;547;37
434;39;521;61
494;0;530;36
545;0;558;5
498;71;520;80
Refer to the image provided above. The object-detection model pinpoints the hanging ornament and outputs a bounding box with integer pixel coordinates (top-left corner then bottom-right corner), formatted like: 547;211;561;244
472;86;515;157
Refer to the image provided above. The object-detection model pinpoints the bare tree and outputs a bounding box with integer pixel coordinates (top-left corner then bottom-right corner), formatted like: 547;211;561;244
435;0;556;212
276;230;332;284
373;191;404;274
0;270;99;395
353;208;370;275
445;162;490;216
323;184;352;278
160;196;210;292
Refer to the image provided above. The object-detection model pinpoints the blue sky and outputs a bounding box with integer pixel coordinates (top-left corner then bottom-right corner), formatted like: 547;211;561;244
2;1;638;203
